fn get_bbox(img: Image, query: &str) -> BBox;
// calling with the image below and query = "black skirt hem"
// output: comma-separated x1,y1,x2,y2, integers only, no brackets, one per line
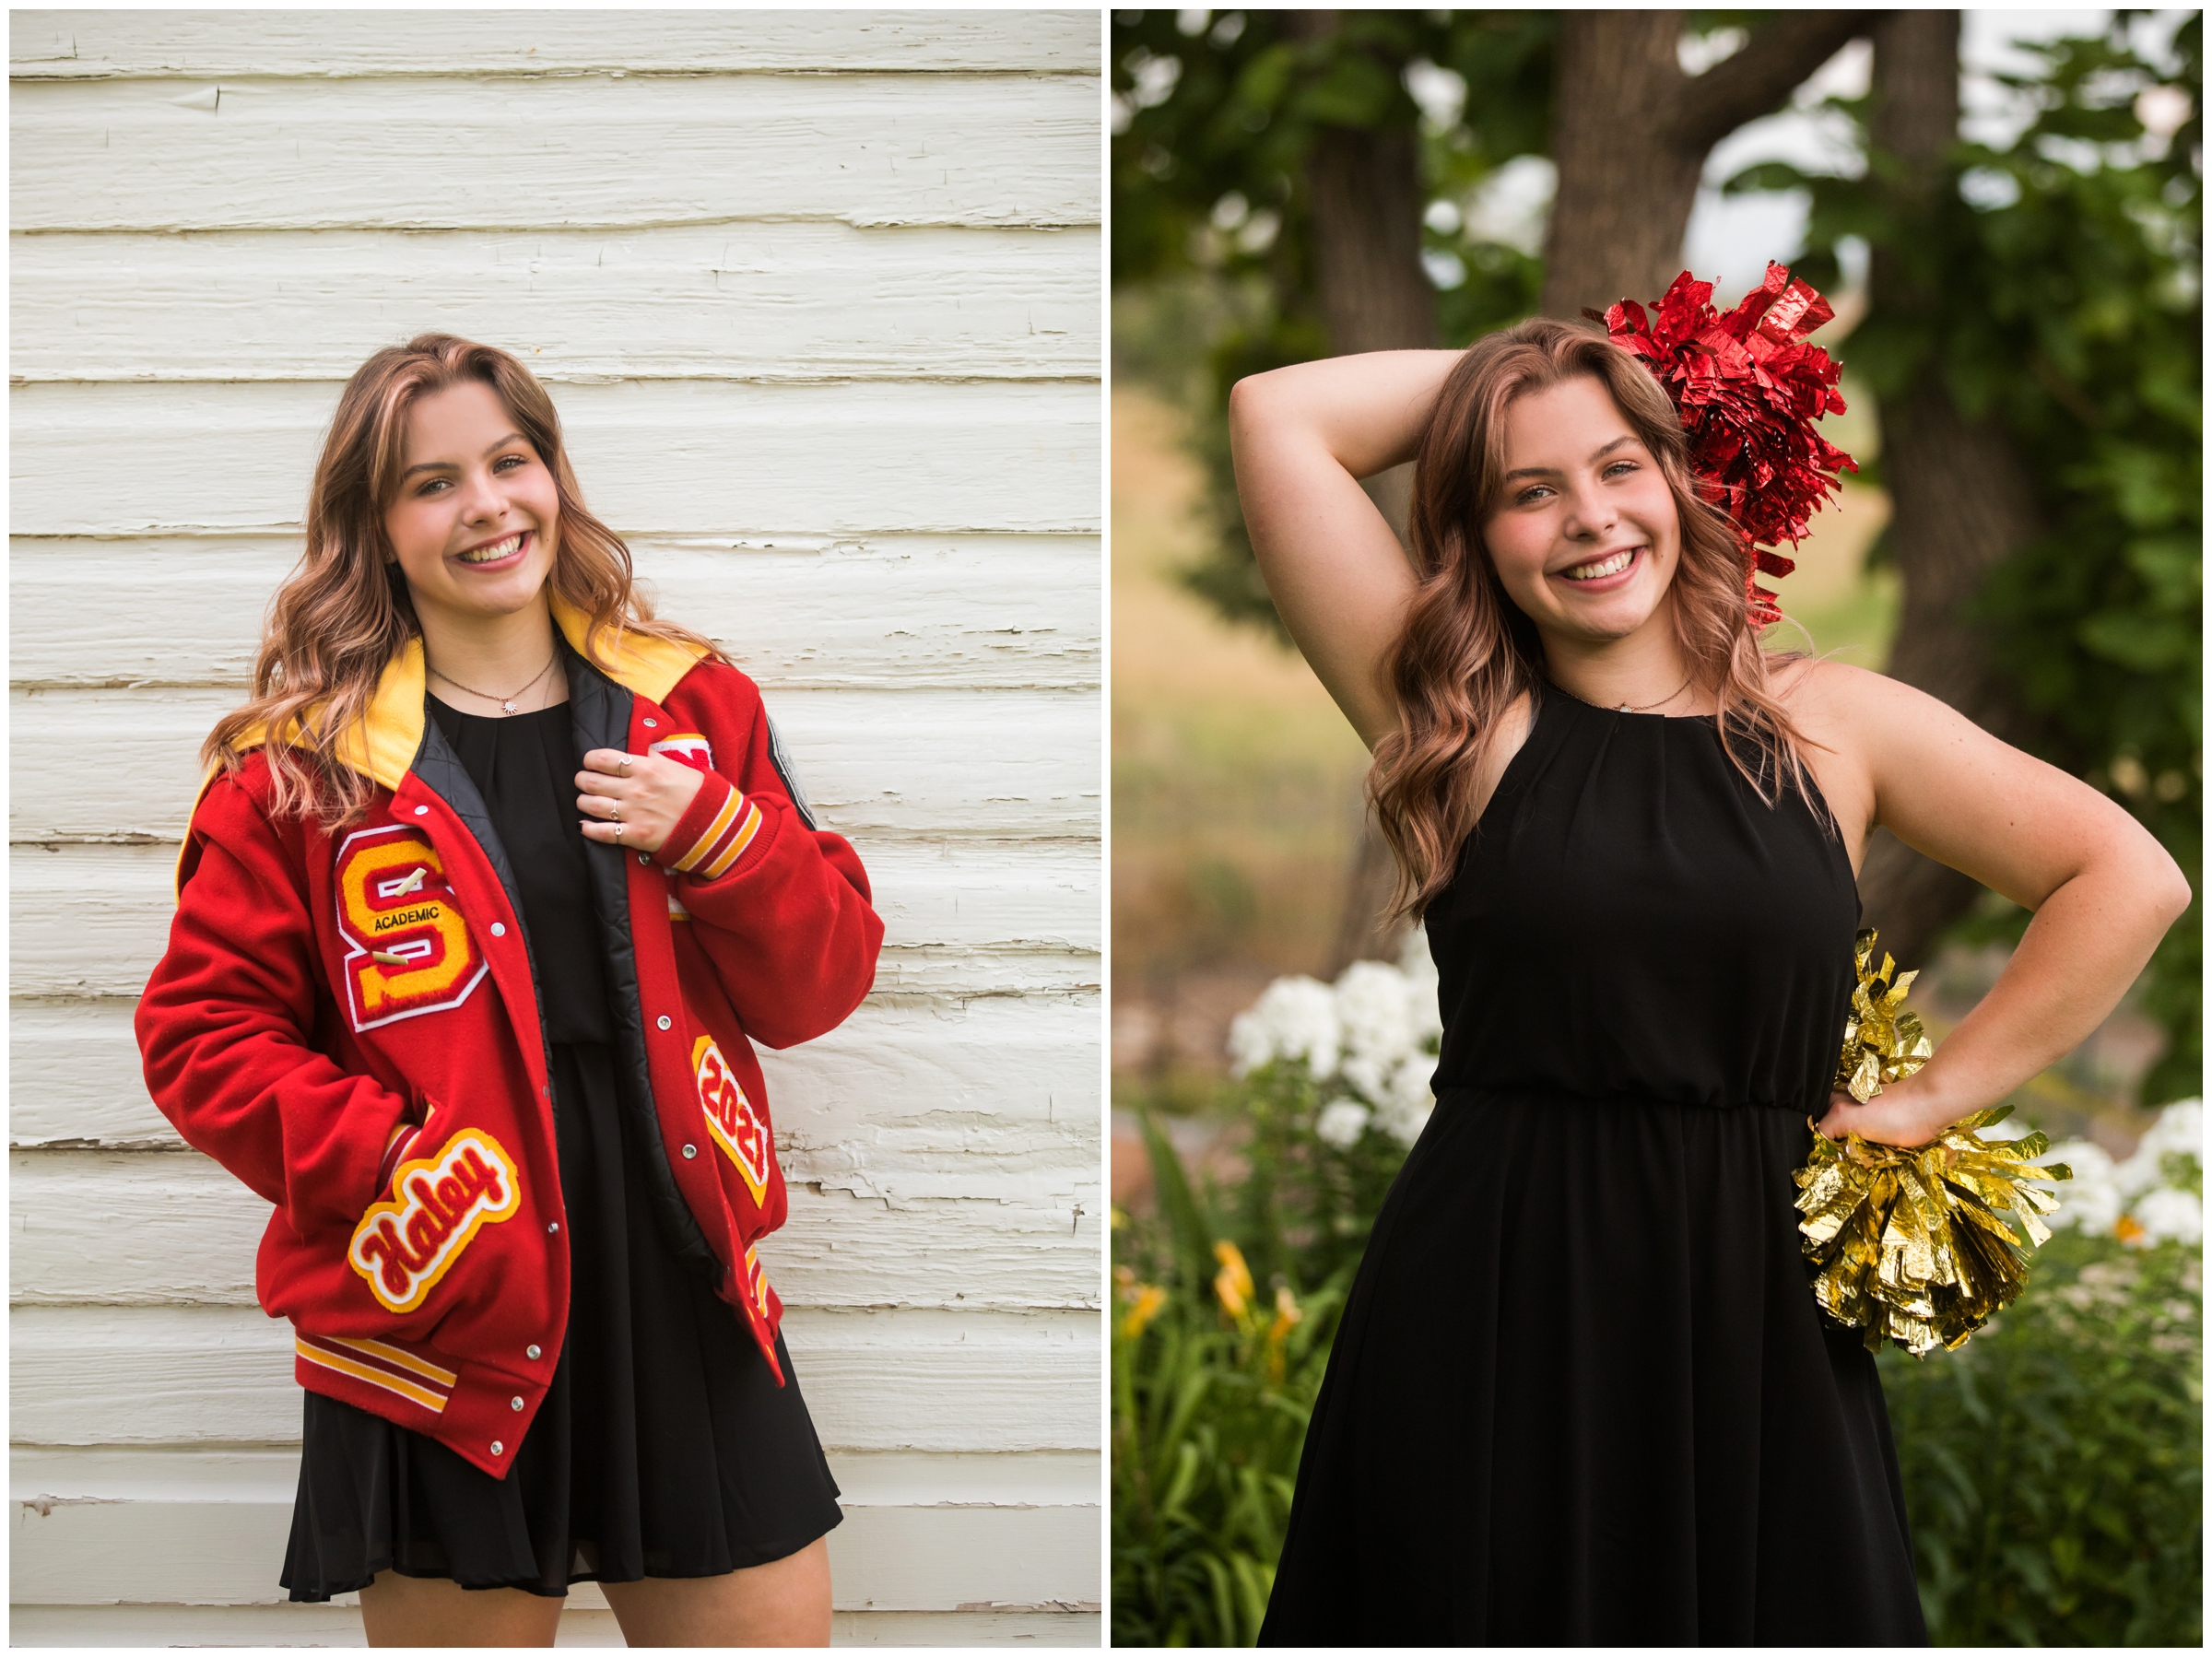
282,1509,844,1604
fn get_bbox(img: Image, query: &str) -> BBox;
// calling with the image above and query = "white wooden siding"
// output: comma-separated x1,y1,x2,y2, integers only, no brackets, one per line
8,9,1101,1645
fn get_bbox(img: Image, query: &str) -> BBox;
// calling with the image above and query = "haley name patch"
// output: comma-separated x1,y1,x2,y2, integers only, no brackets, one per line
693,1035,771,1206
349,1129,521,1314
335,825,487,1031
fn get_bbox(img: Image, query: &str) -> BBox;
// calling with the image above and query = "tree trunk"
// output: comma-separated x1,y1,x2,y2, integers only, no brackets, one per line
1542,12,1704,317
1541,11,1870,320
1288,11,1439,973
1856,10,2049,970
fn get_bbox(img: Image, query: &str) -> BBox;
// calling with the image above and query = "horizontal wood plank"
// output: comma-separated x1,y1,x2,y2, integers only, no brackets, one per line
11,72,1099,232
11,225,1100,384
9,534,1100,693
10,687,1100,847
11,1142,1100,1311
10,12,1102,77
11,843,1099,1002
12,995,1102,1179
10,1497,1096,1613
10,1304,1099,1453
9,380,1100,538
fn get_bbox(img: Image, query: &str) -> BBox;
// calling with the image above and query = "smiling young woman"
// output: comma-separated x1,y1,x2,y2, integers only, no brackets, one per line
1226,319,2188,1645
136,335,884,1646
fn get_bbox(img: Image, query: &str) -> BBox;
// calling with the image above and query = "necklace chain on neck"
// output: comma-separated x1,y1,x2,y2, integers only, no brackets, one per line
1554,672,1694,714
429,653,557,716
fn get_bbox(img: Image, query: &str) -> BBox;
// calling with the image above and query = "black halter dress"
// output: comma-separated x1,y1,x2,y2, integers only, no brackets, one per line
281,697,843,1600
1259,686,1927,1646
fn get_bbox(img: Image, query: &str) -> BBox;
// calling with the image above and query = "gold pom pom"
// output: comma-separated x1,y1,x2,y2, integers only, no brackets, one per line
1834,928,1934,1103
1796,1109,2072,1355
1797,929,2071,1356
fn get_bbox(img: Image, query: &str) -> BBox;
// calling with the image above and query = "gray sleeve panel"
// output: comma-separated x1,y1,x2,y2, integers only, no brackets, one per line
765,713,820,830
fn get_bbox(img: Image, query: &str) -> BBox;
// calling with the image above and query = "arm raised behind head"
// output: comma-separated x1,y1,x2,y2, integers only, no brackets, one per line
1228,350,1465,751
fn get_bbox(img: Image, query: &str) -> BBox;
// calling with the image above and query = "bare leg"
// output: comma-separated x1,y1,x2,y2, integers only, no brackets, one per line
599,1536,832,1647
357,1569,565,1647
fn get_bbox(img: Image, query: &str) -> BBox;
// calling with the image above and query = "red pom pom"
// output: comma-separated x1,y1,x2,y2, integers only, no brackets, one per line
1596,262,1856,626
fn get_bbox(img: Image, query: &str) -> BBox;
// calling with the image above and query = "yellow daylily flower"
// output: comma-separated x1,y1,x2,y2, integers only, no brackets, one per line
1121,1283,1167,1340
1213,1240,1254,1319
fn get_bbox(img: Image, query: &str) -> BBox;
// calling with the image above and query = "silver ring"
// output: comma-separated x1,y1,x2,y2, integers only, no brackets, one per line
613,821,624,841
619,758,632,778
610,803,621,822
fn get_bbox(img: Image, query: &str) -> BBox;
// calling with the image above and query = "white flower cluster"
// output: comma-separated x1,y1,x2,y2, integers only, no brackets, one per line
2041,1099,2203,1248
1228,933,1445,1148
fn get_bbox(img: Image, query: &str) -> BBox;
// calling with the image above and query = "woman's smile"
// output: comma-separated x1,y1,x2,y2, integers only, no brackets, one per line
1553,543,1644,587
454,529,532,569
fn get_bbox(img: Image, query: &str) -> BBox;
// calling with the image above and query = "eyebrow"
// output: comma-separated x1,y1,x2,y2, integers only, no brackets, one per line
1500,434,1637,483
400,432,530,481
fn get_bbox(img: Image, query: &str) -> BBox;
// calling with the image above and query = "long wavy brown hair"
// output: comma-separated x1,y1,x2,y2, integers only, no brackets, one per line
206,334,723,824
1369,316,1820,920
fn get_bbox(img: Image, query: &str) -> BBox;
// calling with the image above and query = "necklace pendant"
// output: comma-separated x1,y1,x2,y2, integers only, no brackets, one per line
501,700,517,715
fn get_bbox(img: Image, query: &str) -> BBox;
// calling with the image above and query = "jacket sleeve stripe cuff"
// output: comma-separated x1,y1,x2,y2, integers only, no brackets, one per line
667,785,742,874
297,1335,450,1414
698,798,765,880
328,1334,459,1387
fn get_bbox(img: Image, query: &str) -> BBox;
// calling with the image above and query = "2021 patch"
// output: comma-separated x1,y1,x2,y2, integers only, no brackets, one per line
693,1035,771,1206
335,824,488,1031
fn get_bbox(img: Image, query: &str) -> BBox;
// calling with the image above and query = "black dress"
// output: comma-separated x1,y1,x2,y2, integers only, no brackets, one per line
282,698,843,1601
1259,687,1927,1647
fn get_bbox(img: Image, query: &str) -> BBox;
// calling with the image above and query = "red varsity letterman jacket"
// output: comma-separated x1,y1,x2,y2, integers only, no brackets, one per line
136,600,884,1477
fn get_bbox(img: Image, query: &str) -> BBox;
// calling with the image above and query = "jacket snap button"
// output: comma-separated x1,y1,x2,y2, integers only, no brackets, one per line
490,923,505,937
657,1016,672,1030
643,718,657,728
490,1441,504,1456
683,1145,697,1159
527,1345,542,1360
511,1396,525,1411
414,805,429,817
547,1221,559,1234
639,852,651,865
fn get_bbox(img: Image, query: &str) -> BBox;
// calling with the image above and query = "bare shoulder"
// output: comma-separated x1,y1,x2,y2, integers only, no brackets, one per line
1767,654,1919,721
1765,654,1967,760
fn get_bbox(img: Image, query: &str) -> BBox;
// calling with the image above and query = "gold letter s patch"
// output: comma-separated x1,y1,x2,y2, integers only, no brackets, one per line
335,825,488,1032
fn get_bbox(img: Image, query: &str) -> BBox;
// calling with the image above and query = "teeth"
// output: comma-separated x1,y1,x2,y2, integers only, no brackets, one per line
459,534,523,564
1562,548,1633,582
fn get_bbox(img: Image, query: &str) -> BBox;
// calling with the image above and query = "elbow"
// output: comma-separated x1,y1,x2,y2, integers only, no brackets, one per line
2152,850,2194,930
1225,370,1278,442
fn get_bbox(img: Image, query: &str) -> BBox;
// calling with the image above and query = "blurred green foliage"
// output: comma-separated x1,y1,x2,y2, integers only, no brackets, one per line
1729,17,2203,1101
1113,1087,2204,1646
1112,1111,1345,1647
1879,1240,2202,1644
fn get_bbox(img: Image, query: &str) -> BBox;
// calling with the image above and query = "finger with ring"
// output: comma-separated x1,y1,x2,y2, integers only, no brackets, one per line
619,758,632,777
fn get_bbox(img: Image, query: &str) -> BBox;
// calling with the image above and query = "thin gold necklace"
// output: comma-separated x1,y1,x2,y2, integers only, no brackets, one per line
1553,672,1693,714
429,654,556,716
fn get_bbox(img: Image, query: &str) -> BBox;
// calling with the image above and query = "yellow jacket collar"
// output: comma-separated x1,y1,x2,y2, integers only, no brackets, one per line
252,597,710,793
